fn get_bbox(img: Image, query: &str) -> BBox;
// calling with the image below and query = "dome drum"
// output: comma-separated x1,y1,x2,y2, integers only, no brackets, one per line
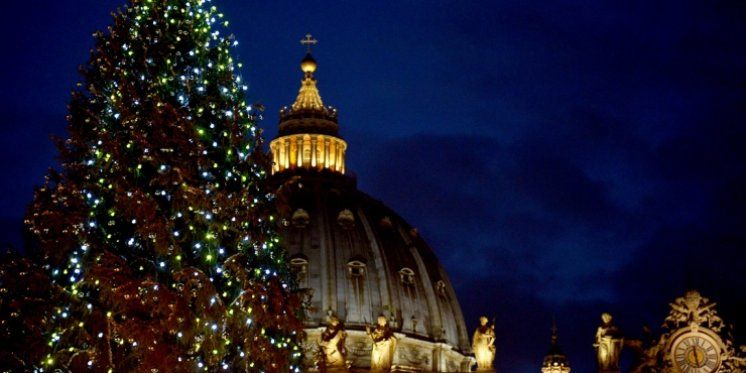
270,133,347,174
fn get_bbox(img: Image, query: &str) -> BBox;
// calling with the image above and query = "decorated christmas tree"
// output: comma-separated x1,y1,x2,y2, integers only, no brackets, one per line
14,0,303,370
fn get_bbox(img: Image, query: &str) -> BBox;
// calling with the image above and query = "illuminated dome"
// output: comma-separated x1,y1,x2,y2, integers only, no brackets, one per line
541,323,571,373
270,40,472,371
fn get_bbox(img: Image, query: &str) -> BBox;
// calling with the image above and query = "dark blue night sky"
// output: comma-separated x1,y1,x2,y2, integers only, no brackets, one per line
2,0,745,371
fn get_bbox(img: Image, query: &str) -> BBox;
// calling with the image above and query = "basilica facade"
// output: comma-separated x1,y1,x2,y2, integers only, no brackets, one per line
269,38,746,373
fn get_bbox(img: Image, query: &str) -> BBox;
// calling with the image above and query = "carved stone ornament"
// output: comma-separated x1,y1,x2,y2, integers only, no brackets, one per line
398,342,429,366
435,280,448,298
379,216,393,229
664,290,723,332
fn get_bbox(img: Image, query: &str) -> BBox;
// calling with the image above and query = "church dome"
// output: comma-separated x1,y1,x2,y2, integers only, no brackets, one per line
278,175,471,350
270,39,472,371
541,323,571,373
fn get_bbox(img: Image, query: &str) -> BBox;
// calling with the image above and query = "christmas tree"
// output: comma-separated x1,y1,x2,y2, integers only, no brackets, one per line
16,0,303,370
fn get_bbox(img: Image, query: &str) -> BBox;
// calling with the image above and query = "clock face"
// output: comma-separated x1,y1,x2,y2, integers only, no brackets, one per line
672,333,721,373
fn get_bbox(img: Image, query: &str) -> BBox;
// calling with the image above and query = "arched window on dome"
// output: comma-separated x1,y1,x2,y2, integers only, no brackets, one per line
399,267,417,301
289,256,309,288
399,267,415,285
347,260,366,277
290,208,310,229
435,280,448,299
434,278,458,343
346,259,368,323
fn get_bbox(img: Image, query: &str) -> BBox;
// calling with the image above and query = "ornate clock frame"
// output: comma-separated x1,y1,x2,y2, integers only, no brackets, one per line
665,324,725,373
630,290,746,373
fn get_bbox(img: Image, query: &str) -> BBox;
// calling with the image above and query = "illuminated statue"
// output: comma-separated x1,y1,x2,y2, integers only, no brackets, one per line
594,313,623,372
366,315,397,372
319,314,348,372
472,316,496,371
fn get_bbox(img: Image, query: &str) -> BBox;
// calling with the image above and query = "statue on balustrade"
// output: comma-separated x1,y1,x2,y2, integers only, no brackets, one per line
366,315,397,372
472,316,496,371
594,312,623,372
319,314,348,372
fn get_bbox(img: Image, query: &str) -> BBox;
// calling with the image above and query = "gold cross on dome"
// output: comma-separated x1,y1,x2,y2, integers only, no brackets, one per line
301,34,318,53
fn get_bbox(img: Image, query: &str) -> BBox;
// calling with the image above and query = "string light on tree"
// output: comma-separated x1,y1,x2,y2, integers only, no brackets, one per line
3,0,304,371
